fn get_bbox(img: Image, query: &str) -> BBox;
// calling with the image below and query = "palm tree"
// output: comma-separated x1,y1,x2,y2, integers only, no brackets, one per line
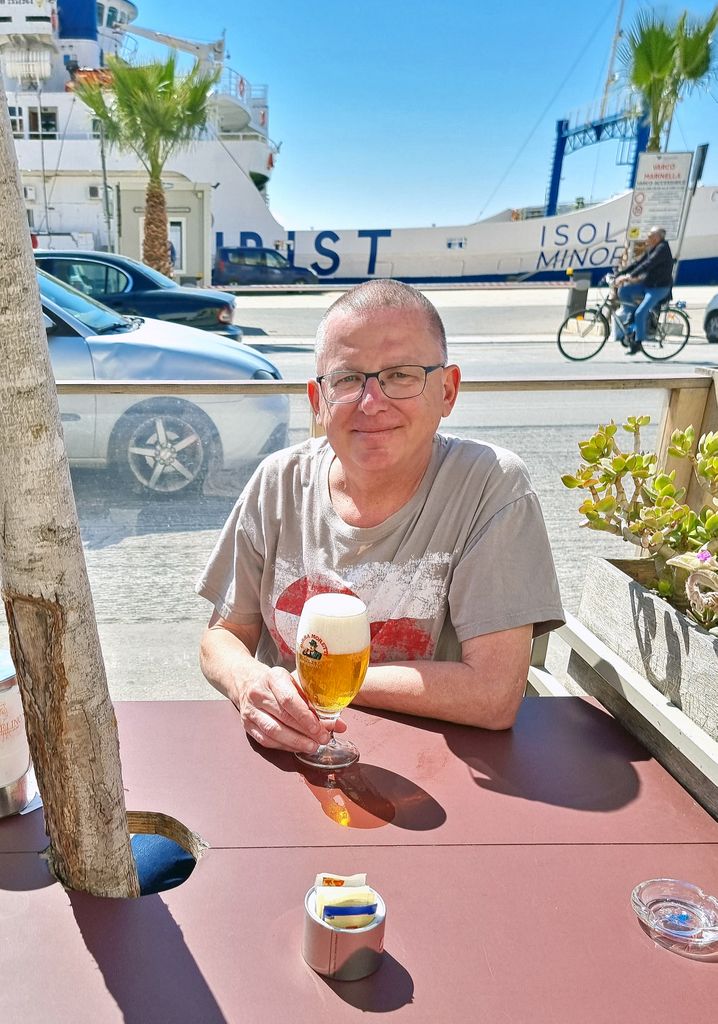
619,7,718,151
75,53,218,275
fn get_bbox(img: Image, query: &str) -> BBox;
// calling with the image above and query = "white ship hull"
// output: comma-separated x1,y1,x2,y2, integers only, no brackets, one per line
279,188,718,286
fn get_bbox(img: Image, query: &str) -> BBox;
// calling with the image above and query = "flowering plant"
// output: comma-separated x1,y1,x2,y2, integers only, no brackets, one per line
562,415,718,626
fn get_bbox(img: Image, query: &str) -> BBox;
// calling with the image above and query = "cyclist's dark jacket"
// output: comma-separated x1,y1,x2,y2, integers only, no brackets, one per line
623,239,673,287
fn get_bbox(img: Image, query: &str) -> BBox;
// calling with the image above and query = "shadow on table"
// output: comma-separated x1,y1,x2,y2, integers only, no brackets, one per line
300,762,446,831
0,849,55,891
254,744,446,831
70,890,227,1024
322,951,414,1012
0,804,49,860
360,699,649,812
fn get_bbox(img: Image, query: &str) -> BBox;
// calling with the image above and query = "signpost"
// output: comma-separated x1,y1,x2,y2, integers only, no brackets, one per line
626,152,692,244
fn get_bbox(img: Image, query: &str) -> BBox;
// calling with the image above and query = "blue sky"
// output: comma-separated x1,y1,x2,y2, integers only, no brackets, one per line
132,0,718,230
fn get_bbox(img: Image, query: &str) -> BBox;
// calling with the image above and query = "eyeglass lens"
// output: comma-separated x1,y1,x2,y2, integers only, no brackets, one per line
322,365,433,403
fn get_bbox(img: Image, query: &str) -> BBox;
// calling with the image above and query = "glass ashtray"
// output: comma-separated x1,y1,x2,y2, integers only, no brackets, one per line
631,879,718,949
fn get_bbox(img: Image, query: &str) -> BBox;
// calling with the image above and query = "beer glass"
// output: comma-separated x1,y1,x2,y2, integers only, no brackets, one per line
295,593,370,769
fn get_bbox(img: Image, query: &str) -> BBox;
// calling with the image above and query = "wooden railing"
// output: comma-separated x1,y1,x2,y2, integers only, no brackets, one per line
55,368,717,445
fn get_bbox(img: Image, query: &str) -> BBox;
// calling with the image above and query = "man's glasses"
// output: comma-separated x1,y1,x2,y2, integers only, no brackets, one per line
316,363,445,404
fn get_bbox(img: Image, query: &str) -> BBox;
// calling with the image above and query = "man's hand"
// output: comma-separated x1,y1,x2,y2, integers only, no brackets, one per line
235,663,346,752
199,617,346,753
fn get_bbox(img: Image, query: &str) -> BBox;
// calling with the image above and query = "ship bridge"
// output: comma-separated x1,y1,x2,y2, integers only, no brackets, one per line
211,71,269,137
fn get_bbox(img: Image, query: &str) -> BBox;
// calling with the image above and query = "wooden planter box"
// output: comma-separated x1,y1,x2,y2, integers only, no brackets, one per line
566,555,718,818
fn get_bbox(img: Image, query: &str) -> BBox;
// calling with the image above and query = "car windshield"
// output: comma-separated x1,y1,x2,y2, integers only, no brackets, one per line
38,269,131,333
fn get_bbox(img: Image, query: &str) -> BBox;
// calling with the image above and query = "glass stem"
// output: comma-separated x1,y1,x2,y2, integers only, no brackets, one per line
319,714,339,747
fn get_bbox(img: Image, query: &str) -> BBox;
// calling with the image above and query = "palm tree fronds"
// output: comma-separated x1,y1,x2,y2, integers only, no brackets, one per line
618,6,718,152
72,53,218,274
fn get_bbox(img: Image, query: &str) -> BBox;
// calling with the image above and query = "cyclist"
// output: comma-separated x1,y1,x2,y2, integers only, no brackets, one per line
614,226,674,355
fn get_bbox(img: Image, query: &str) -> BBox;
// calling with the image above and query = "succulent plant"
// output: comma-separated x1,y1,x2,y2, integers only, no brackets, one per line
562,416,718,616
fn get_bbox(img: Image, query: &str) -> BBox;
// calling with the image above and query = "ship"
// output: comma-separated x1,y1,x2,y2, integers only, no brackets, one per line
2,0,717,286
0,0,283,284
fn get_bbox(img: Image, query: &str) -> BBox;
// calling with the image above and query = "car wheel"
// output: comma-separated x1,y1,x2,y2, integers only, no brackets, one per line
109,399,218,497
705,311,718,343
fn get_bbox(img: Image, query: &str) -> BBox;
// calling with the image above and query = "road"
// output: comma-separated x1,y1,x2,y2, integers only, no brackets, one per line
236,281,715,345
2,285,716,699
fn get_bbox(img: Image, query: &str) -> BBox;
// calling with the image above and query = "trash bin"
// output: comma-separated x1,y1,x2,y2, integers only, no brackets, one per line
565,272,591,317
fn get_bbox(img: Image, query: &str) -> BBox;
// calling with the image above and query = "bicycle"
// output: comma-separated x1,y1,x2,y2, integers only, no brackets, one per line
556,276,691,362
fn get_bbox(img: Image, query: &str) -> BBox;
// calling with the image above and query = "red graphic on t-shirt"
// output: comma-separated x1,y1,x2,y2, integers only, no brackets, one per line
275,575,355,615
370,617,433,661
271,576,434,663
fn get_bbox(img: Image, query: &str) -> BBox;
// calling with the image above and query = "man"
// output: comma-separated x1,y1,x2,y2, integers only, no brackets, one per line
615,227,674,355
197,280,563,755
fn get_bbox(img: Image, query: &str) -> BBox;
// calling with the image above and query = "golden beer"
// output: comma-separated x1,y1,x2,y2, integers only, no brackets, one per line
297,647,371,714
295,593,371,719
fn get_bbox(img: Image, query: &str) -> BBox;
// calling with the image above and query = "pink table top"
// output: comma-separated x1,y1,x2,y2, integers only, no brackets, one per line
2,843,718,1023
1,697,717,1022
3,697,710,852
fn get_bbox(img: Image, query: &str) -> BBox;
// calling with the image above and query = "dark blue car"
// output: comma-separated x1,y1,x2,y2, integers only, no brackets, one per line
213,246,319,286
34,250,242,340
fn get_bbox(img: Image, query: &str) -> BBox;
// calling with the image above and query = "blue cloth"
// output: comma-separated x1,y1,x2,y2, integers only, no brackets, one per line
616,284,672,343
131,834,196,895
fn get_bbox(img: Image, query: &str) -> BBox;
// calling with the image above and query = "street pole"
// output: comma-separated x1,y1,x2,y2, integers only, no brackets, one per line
99,122,114,252
673,144,709,282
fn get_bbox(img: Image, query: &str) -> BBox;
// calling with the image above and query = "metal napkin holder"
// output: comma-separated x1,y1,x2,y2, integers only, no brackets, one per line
302,885,386,981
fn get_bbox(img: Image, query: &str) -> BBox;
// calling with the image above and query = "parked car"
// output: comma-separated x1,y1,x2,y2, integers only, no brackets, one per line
38,270,289,497
704,293,718,343
34,250,242,340
212,246,319,286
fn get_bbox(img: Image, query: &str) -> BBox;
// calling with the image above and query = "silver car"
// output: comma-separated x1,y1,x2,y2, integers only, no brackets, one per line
39,270,289,496
704,293,718,343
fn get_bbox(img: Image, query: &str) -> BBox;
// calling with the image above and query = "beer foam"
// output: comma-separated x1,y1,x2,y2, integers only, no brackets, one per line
298,594,370,655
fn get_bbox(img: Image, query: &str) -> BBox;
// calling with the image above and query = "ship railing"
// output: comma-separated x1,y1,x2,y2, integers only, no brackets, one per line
215,68,268,104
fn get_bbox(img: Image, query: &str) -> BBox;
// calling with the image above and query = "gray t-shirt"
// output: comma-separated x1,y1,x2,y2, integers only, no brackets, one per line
197,434,564,669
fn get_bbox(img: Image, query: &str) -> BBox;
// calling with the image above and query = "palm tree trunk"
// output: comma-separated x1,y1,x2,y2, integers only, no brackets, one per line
0,81,139,897
143,176,173,277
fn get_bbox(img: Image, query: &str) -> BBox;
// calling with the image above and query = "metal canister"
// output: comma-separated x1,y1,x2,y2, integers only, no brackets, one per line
301,886,386,981
0,649,33,818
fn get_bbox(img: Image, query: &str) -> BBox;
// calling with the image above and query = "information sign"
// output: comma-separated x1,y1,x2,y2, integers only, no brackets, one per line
626,152,692,241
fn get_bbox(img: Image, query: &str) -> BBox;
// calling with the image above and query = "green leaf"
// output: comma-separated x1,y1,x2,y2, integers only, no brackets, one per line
578,444,600,463
586,517,614,532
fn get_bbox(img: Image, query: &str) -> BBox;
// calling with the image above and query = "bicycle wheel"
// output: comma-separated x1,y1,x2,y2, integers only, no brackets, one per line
640,307,691,361
557,308,610,361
